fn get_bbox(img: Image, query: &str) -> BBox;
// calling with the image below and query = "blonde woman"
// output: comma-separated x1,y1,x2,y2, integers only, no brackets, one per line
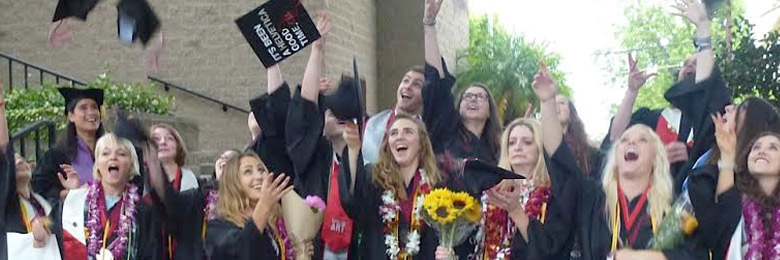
580,124,707,260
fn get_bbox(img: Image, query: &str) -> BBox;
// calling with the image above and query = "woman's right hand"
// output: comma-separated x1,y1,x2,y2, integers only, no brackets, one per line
57,164,80,190
252,172,293,231
434,246,453,260
712,113,736,163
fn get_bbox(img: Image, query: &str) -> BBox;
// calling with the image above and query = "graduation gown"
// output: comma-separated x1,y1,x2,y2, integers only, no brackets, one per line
687,164,742,260
0,146,9,260
32,147,80,203
601,69,730,193
337,148,438,260
422,59,496,164
204,218,284,259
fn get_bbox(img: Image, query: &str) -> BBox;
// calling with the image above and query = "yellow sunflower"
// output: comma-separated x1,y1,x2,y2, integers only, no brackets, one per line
424,189,453,212
464,200,483,222
449,192,475,217
427,204,458,224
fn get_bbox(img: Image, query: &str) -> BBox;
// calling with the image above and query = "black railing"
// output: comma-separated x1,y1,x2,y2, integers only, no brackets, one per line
0,51,86,90
148,76,249,114
10,120,57,162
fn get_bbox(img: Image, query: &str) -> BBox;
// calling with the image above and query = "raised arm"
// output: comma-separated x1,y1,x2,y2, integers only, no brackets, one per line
673,0,714,83
424,0,444,77
531,62,563,155
301,14,331,103
609,54,655,142
711,113,736,195
267,65,284,93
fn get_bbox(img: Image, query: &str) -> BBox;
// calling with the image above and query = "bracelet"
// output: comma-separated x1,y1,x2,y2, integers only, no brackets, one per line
423,18,436,26
718,159,734,171
693,36,711,48
697,44,713,52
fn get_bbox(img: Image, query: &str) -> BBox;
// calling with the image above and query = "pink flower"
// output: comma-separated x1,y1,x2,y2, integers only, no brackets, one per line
305,196,326,213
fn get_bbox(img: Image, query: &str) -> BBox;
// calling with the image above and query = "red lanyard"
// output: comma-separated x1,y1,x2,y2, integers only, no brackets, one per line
617,183,651,232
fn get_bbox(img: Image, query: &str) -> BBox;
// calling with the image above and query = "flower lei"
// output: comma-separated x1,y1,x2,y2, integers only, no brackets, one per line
742,195,780,260
275,217,295,260
380,169,430,259
476,180,550,260
204,189,219,221
85,181,140,258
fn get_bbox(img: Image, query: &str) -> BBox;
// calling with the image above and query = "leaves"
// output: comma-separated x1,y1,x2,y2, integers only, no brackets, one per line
4,73,174,134
456,15,570,124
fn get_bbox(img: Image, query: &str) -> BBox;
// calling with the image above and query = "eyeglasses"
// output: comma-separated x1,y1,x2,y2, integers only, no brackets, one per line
463,92,488,101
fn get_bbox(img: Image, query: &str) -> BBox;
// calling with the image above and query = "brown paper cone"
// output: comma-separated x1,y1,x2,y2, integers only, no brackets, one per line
281,191,324,260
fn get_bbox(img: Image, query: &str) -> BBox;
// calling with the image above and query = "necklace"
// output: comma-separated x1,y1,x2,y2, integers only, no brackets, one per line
380,169,430,259
85,182,139,259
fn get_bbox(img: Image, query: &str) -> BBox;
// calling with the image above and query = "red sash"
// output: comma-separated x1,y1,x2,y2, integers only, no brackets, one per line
62,230,87,260
321,159,354,252
656,116,694,148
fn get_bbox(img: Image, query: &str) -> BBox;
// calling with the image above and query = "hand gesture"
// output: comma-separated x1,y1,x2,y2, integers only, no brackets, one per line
57,164,80,189
343,121,361,150
31,217,52,248
48,19,73,48
486,186,523,215
434,246,453,260
672,0,709,27
665,141,689,164
313,13,331,49
254,173,293,210
712,113,736,162
531,62,558,102
318,77,333,94
627,53,656,92
425,0,444,21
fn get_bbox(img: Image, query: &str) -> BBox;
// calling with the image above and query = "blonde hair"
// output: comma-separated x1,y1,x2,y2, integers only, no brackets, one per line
150,124,188,166
373,115,442,200
601,124,672,231
216,151,277,228
497,118,550,187
92,133,140,181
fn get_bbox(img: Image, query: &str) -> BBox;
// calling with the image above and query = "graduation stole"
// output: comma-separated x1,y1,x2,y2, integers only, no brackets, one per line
271,216,294,260
480,182,550,260
611,184,656,251
164,168,184,259
18,195,47,232
380,169,430,260
201,189,219,240
85,181,140,259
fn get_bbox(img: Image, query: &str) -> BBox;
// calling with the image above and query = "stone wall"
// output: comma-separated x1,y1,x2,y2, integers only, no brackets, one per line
0,0,468,174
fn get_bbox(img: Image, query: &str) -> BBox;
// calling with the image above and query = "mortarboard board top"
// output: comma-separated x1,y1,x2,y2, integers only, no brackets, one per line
58,87,104,115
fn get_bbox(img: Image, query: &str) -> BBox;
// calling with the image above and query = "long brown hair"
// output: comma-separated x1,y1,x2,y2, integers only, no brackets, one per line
149,124,188,166
562,98,593,174
736,132,780,215
497,118,550,187
373,115,441,200
456,83,501,162
216,151,274,228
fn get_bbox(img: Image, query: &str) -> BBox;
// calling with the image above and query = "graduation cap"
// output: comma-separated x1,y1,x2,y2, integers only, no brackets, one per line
58,87,104,115
52,0,101,22
321,57,365,130
438,154,524,198
117,0,161,46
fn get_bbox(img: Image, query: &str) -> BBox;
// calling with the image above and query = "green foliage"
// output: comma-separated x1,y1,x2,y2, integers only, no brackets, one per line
603,0,746,110
719,17,780,105
456,15,571,124
5,73,174,134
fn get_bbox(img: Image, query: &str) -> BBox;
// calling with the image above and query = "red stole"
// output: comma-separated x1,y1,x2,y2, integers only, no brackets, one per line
321,158,355,252
617,183,651,247
399,173,422,222
656,115,693,148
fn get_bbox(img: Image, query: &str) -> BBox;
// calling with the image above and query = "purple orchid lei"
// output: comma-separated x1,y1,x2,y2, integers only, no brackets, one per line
204,189,219,221
742,195,780,260
85,181,140,258
276,217,295,260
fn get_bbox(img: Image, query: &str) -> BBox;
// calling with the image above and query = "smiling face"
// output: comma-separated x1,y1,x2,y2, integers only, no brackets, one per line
396,70,424,114
237,155,268,202
15,154,31,183
67,98,101,133
458,86,490,122
97,139,133,188
387,118,422,167
615,126,657,178
507,125,540,174
678,55,697,81
747,135,780,177
152,127,179,164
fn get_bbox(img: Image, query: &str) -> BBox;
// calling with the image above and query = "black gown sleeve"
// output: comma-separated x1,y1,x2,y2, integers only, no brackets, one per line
250,82,294,176
205,219,278,260
511,142,581,259
31,147,68,204
0,145,13,260
422,58,460,154
285,86,330,198
336,147,371,223
687,164,741,259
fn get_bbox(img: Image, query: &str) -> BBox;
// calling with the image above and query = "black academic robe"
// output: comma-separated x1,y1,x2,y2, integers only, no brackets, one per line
204,218,282,259
0,146,13,260
422,59,496,165
687,164,742,260
508,141,581,259
577,180,708,260
338,148,438,260
601,69,731,193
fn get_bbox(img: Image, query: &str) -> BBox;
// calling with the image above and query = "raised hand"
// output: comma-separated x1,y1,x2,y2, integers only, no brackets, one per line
313,13,331,49
672,0,709,27
48,19,73,48
318,77,333,94
523,102,535,119
531,62,558,102
57,164,80,190
627,53,656,92
425,0,444,21
255,172,293,211
343,121,361,150
712,113,736,162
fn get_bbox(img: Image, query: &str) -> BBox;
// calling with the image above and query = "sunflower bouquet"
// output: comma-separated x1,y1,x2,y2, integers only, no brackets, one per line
650,191,699,250
421,188,482,257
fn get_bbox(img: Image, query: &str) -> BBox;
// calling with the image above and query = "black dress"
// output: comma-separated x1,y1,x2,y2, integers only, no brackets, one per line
422,59,496,165
687,164,742,260
601,69,731,193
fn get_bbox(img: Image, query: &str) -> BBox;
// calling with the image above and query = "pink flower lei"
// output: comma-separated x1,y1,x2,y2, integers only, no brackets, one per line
742,195,780,260
275,217,295,260
85,181,140,259
204,189,219,221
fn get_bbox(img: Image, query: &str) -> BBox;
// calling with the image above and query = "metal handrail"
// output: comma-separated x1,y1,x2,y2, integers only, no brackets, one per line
0,51,86,89
10,120,57,162
148,76,249,114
